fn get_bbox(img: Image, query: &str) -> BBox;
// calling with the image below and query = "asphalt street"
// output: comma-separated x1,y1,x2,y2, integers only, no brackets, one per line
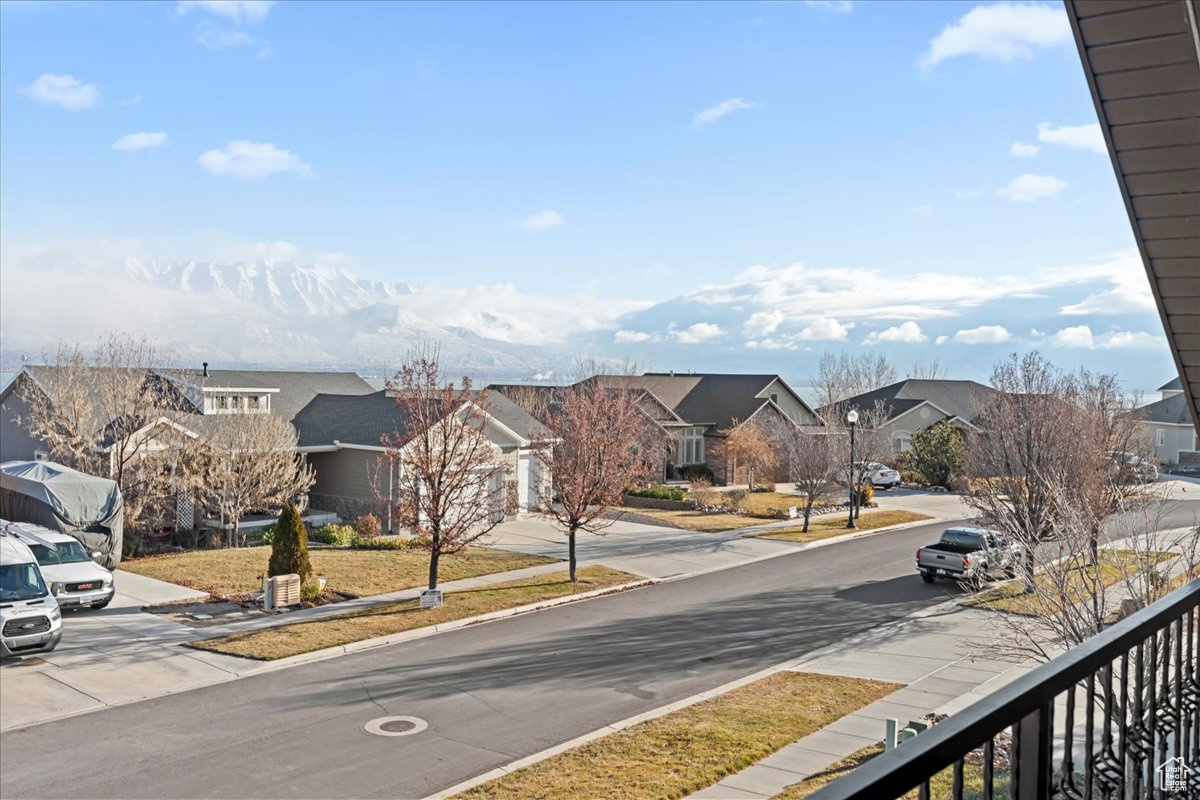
2,501,1197,800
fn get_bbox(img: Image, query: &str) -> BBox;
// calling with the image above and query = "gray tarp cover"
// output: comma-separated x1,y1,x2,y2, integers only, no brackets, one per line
0,461,124,568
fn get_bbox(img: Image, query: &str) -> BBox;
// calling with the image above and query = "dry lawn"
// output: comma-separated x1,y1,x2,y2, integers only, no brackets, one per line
773,743,1011,800
754,510,932,543
122,545,557,599
617,508,768,532
187,566,636,661
963,549,1177,616
453,671,900,800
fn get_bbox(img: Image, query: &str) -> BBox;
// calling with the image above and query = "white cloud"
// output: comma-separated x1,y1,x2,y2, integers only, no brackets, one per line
1049,325,1095,348
21,73,99,110
197,26,256,49
692,97,757,129
112,131,168,152
743,309,784,338
935,335,949,345
997,173,1066,202
1011,141,1040,157
1060,282,1154,316
671,322,725,344
864,321,926,345
1098,331,1162,349
795,317,850,341
804,1,853,12
952,324,1012,344
176,0,273,23
1030,328,1045,336
911,204,935,217
517,210,564,232
1037,122,1105,153
216,240,299,262
921,2,1071,68
197,140,312,179
1046,325,1163,350
614,330,655,343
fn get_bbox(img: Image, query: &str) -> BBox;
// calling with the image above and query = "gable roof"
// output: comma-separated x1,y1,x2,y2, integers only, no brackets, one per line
1139,392,1193,426
1158,376,1183,392
293,388,551,449
160,369,374,425
824,379,998,425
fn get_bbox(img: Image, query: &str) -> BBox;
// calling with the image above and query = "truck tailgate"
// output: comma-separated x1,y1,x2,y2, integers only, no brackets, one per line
919,549,966,573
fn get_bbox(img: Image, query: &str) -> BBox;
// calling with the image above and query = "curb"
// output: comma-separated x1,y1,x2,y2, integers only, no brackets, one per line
425,593,975,800
423,656,813,800
209,577,659,674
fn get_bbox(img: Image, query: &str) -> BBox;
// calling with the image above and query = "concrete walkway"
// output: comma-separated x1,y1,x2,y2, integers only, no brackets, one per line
691,602,1032,799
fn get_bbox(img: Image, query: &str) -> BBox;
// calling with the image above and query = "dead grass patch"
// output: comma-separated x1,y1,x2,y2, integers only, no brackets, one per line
453,671,900,800
754,510,932,543
186,566,636,660
123,545,557,599
963,549,1177,616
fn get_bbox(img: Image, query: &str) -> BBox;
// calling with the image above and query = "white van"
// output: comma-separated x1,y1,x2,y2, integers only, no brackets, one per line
6,523,116,610
0,533,63,658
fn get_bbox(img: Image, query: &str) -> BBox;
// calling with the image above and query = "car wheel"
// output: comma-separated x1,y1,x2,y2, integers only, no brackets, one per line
921,573,935,584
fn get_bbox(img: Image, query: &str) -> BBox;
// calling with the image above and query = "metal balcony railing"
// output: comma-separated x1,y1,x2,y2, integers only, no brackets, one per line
811,579,1200,799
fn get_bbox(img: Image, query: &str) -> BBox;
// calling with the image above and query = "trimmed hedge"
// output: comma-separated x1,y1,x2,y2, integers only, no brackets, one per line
311,523,355,547
349,535,410,551
625,485,687,502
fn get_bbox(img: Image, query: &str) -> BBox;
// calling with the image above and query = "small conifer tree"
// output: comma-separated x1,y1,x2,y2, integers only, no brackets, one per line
268,501,313,585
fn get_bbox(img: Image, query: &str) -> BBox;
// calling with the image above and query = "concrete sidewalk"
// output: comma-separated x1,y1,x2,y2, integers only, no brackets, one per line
691,602,1032,799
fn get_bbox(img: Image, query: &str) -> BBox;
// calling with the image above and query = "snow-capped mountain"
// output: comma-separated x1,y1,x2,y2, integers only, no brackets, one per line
126,260,414,316
2,256,561,378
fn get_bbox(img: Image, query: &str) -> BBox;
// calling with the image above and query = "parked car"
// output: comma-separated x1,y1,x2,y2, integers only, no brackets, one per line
26,533,114,609
0,532,63,658
1109,451,1159,484
916,527,1021,584
4,521,115,610
862,462,901,489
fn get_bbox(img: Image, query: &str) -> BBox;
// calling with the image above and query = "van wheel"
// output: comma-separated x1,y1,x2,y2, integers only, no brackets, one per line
921,573,935,584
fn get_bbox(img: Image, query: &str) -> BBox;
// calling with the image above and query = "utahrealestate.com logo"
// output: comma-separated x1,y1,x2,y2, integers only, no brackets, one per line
1157,756,1193,793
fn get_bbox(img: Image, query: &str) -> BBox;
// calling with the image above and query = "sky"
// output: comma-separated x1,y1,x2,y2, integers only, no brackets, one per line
0,0,1180,393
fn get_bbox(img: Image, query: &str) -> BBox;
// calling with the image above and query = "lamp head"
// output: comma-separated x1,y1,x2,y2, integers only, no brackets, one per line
846,409,859,425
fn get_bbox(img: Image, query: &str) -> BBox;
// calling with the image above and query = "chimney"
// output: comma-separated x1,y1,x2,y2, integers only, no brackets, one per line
202,362,209,378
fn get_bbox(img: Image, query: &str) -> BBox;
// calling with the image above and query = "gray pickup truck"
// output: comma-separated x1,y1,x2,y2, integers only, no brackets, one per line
916,527,1020,584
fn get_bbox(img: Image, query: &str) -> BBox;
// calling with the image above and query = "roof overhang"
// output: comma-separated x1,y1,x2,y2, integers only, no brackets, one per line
1065,0,1200,431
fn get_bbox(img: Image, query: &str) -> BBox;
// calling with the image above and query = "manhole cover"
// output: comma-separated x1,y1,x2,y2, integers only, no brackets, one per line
364,715,428,737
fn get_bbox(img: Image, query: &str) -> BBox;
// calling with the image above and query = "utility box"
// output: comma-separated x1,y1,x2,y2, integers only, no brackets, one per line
267,574,301,609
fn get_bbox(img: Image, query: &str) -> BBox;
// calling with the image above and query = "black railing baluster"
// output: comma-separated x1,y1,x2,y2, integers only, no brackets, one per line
1059,681,1078,798
1174,616,1184,765
1118,651,1129,795
917,778,930,800
1085,672,1095,799
983,736,995,800
951,756,964,799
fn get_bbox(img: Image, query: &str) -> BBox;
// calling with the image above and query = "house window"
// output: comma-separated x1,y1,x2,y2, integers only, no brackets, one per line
1155,429,1165,447
770,393,779,404
246,395,260,411
682,427,705,465
893,431,913,453
215,394,229,411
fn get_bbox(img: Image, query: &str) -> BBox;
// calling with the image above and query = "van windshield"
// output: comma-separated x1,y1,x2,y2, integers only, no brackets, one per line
29,541,92,565
0,562,49,602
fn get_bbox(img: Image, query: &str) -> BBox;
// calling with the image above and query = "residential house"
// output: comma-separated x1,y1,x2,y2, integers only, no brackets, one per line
823,379,997,454
1137,377,1198,466
1,365,550,529
293,388,552,524
495,373,823,485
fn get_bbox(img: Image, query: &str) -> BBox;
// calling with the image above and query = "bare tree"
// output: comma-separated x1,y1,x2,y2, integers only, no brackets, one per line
204,412,314,547
719,417,780,489
513,375,665,581
779,427,838,532
967,352,1149,591
907,358,946,380
813,351,898,411
383,346,505,592
17,333,200,534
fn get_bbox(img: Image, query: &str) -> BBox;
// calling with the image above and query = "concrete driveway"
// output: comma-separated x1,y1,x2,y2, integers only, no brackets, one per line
0,570,248,731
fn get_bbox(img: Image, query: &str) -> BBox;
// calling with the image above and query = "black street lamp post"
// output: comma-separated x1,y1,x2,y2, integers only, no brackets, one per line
845,409,858,529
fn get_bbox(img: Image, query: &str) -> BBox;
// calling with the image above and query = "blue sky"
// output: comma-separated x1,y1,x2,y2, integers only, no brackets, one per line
0,0,1179,391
